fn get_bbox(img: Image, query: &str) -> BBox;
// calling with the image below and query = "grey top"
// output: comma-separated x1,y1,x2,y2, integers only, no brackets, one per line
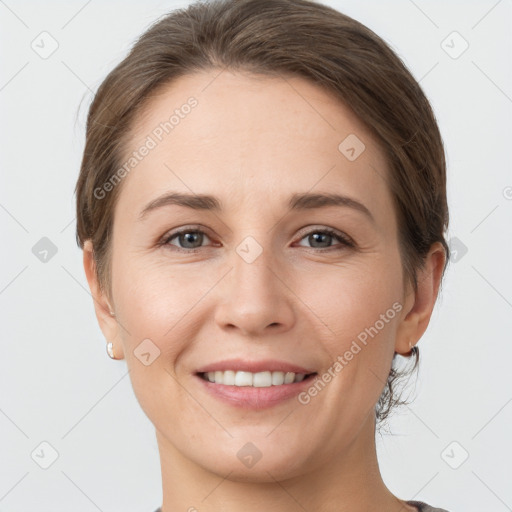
154,501,449,511
407,501,450,511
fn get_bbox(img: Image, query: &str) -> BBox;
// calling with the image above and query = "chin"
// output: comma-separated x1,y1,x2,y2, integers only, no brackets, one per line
192,441,312,483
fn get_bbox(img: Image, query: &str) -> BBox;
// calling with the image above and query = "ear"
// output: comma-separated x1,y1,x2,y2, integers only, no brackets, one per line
395,242,447,355
83,240,124,359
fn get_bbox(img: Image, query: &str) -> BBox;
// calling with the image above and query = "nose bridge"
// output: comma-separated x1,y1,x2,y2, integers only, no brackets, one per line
214,231,295,335
234,235,277,294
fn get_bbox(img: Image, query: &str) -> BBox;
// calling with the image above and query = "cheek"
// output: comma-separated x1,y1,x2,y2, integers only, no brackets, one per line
300,258,403,399
110,256,207,424
302,255,403,339
112,252,214,338
108,255,195,401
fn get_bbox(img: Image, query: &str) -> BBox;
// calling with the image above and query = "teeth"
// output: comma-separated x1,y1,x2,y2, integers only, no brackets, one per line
235,371,253,387
203,370,309,387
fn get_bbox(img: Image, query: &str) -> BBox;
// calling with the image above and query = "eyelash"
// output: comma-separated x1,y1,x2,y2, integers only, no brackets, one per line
159,226,355,253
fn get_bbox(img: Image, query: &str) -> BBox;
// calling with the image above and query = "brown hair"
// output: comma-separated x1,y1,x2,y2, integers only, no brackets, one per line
75,0,449,425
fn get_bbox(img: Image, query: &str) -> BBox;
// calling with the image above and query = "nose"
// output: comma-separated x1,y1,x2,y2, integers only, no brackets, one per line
213,241,296,337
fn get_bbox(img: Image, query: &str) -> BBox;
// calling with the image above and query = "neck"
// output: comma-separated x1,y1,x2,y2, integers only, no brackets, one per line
156,413,415,512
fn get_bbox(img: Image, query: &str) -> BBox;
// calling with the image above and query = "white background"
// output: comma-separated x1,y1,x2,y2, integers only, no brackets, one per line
0,1,511,511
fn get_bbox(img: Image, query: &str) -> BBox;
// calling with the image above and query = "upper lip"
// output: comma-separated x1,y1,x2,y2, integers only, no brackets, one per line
196,358,316,375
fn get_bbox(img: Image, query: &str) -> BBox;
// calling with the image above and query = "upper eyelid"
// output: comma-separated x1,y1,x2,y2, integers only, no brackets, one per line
295,225,349,239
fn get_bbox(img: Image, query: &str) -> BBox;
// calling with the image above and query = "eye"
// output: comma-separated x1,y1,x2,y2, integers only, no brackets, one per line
161,227,213,252
160,226,355,253
295,227,355,250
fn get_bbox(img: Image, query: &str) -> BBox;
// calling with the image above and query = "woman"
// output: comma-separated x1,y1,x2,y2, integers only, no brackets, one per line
75,0,451,510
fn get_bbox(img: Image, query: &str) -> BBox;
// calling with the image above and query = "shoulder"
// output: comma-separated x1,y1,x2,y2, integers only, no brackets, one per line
407,500,451,512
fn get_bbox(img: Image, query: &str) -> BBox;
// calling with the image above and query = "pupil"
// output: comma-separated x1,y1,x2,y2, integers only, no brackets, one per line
182,232,201,248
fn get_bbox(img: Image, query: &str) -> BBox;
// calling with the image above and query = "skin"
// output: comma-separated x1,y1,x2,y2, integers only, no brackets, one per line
83,70,446,512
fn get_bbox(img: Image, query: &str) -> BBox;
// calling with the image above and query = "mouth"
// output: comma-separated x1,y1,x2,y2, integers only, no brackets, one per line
197,370,317,387
194,358,319,409
194,364,319,409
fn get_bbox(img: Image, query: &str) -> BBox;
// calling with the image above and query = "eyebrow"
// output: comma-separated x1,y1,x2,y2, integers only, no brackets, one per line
138,191,374,222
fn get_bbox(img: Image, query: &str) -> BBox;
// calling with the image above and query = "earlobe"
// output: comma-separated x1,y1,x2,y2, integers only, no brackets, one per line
394,242,447,355
83,240,124,359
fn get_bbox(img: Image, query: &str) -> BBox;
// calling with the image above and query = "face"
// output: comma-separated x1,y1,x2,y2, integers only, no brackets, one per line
87,70,427,482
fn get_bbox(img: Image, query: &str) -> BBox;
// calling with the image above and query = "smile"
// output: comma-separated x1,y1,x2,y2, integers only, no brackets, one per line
199,370,316,387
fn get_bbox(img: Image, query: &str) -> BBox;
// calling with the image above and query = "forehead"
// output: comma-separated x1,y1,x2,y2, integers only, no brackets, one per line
117,70,391,217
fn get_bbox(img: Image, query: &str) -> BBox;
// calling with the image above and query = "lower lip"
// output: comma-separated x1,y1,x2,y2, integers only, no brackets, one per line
195,374,317,410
